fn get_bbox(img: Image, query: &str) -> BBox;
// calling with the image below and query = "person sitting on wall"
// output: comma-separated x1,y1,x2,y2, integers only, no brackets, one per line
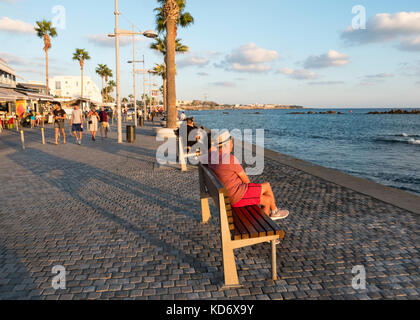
175,117,201,149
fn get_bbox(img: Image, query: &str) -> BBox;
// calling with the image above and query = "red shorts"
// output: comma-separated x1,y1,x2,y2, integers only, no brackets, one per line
232,183,262,207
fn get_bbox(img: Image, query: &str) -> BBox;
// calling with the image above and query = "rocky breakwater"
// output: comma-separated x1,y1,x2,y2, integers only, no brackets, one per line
368,109,420,115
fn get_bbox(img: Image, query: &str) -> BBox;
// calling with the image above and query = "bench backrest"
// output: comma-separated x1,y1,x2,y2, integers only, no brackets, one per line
199,163,235,232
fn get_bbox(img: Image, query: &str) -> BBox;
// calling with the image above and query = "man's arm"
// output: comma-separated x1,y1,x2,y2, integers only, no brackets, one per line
237,170,251,184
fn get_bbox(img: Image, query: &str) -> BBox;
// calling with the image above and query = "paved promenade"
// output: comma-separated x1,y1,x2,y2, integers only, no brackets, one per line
0,122,418,300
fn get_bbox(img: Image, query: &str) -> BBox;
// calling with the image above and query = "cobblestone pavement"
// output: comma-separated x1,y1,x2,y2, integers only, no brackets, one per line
0,122,419,300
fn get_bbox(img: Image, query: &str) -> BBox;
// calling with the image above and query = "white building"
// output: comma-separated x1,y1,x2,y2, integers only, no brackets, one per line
49,76,102,103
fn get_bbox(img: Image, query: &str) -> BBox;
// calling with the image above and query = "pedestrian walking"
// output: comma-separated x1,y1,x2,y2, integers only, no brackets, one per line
70,103,84,145
52,102,66,145
87,106,100,141
98,106,110,139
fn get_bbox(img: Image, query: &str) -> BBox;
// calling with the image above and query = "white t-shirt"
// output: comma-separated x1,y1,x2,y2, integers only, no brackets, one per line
72,109,83,124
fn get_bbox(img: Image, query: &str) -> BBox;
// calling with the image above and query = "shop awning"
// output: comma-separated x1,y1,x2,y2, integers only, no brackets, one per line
17,91,54,101
0,87,27,101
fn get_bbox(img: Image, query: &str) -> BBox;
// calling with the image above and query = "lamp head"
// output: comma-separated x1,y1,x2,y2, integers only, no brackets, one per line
142,30,158,39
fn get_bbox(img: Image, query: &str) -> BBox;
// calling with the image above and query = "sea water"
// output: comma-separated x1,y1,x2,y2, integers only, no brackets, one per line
187,108,420,195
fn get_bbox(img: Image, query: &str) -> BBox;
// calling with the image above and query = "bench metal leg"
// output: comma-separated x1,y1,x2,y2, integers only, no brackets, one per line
271,240,277,280
201,197,211,223
222,246,239,287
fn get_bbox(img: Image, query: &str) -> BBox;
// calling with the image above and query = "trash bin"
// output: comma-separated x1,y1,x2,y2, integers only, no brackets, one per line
126,125,136,143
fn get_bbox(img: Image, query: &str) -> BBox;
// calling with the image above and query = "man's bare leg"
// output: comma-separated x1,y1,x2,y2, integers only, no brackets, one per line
261,182,277,212
55,128,59,145
61,129,66,144
261,182,289,220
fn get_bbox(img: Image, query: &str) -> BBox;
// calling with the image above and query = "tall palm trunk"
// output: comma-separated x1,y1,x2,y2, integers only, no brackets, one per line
105,77,109,103
164,0,179,129
101,76,104,102
163,77,167,112
44,33,50,95
45,49,49,95
81,65,84,98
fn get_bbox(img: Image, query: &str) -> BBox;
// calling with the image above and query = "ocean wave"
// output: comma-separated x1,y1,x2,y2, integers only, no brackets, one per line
408,138,420,145
375,136,420,145
400,133,420,138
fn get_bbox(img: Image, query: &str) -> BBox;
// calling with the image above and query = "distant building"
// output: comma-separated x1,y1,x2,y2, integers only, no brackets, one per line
49,76,102,103
1,59,53,114
0,58,17,88
16,81,54,113
177,100,193,107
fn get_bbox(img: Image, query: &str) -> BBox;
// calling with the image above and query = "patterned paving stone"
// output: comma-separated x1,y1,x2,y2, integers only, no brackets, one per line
0,122,419,300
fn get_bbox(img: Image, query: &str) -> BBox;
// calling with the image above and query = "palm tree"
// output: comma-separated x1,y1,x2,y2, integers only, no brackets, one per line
34,20,57,95
152,63,167,111
157,0,193,128
162,0,181,128
150,38,187,112
155,0,194,34
104,66,113,103
150,37,189,56
107,80,116,102
72,49,91,99
96,64,107,102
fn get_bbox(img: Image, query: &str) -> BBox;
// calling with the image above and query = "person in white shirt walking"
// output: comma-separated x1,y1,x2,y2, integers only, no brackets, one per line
70,103,84,145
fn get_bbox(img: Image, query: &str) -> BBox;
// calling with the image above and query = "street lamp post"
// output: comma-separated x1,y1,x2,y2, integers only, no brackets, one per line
109,1,157,143
114,0,122,143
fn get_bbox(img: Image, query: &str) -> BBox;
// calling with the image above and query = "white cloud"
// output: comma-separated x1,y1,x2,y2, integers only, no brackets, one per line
177,55,209,68
230,63,272,73
304,50,350,69
212,81,236,88
364,73,393,79
87,34,143,48
197,72,209,76
398,37,420,52
359,73,394,86
277,68,318,80
0,52,26,65
0,0,19,4
341,12,420,45
308,81,345,85
216,43,279,73
0,16,35,34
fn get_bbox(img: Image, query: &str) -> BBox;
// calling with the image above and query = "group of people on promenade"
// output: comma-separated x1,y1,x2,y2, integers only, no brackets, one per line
0,109,44,130
52,101,110,145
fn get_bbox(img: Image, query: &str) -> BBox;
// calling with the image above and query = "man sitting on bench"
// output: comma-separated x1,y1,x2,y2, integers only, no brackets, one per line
208,130,289,221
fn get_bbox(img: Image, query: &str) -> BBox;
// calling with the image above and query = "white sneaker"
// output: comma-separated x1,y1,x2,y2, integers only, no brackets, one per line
270,209,290,221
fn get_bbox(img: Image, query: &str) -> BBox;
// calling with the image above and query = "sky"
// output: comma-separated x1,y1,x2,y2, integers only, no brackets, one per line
0,0,420,108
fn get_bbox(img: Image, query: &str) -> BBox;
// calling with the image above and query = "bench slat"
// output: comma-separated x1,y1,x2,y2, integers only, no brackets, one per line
246,206,275,236
232,207,259,238
248,205,283,236
231,210,249,239
236,207,267,237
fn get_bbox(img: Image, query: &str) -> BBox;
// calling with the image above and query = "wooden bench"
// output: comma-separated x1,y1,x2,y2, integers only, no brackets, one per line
199,163,285,287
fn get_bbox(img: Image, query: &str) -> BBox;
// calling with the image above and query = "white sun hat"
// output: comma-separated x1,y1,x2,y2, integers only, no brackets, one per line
212,130,231,147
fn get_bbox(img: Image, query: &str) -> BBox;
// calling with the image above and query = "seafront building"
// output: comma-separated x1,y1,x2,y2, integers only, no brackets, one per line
49,75,103,104
0,58,53,115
